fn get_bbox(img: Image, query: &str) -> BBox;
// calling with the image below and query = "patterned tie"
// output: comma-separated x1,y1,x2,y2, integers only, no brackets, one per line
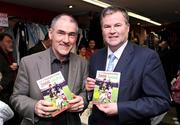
106,54,116,71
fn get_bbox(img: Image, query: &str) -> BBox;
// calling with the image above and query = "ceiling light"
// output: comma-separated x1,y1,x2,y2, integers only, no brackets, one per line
82,0,161,26
137,23,141,25
82,0,110,8
68,5,73,9
128,12,161,26
145,20,161,26
128,12,151,22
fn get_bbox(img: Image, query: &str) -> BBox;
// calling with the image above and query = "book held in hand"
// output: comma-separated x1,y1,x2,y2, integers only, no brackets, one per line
37,71,74,117
92,70,120,104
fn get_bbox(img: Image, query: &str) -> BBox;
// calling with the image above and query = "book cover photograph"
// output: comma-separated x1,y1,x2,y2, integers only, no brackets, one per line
92,70,120,104
37,71,74,117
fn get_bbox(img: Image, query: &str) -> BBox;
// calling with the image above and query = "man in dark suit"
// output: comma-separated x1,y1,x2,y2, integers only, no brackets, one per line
10,14,88,125
86,6,171,125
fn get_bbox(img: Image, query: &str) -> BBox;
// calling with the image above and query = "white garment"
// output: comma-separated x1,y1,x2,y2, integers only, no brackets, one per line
0,101,14,125
151,112,167,125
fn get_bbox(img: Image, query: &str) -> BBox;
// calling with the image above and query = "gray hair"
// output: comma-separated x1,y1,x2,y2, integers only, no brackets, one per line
50,14,78,32
100,6,129,25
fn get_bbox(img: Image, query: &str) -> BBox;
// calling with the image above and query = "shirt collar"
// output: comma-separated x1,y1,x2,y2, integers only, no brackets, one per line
50,47,69,64
107,40,128,60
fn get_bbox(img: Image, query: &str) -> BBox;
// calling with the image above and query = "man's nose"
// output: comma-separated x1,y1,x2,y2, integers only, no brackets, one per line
63,34,70,43
110,26,117,33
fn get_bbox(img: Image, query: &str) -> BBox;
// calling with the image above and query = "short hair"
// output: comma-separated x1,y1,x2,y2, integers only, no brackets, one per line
0,33,13,42
50,14,78,32
78,44,86,50
100,6,129,25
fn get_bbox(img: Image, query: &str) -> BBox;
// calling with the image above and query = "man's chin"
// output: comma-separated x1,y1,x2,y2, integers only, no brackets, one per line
59,51,70,56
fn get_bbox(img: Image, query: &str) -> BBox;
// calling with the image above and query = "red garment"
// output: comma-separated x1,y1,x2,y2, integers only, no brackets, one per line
85,48,96,59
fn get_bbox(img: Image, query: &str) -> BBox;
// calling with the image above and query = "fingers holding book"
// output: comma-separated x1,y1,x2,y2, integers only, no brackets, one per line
68,95,84,112
34,100,57,118
85,77,96,91
95,102,118,116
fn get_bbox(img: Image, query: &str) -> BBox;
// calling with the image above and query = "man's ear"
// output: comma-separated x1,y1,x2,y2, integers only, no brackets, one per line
48,28,53,40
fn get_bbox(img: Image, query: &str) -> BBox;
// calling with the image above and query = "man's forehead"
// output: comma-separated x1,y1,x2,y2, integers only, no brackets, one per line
54,18,76,27
53,21,77,33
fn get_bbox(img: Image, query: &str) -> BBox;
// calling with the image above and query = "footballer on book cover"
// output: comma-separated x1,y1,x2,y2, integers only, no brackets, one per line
92,70,120,104
37,71,74,117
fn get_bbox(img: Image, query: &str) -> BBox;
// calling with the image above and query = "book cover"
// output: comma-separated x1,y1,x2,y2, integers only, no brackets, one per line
92,70,120,104
37,71,74,117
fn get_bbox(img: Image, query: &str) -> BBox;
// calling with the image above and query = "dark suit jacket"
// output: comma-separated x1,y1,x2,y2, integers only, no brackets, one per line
88,42,171,125
10,48,89,125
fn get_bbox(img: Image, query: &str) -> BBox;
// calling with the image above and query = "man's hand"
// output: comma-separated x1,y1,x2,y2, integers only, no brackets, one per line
85,77,96,91
68,95,84,112
95,103,118,116
10,63,18,71
35,100,57,118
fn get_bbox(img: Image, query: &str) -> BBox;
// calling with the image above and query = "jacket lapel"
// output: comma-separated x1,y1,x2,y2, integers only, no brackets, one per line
67,53,77,91
114,41,134,101
99,48,108,71
37,49,51,79
114,42,134,73
37,51,77,91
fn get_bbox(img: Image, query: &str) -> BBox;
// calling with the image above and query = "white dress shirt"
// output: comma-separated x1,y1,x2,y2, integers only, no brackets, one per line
106,41,128,71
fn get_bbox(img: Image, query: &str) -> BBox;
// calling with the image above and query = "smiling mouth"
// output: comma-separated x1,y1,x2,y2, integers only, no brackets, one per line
59,44,70,48
109,36,118,39
109,35,118,38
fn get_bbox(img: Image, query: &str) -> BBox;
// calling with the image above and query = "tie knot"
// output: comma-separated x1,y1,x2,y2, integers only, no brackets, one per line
109,54,116,62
